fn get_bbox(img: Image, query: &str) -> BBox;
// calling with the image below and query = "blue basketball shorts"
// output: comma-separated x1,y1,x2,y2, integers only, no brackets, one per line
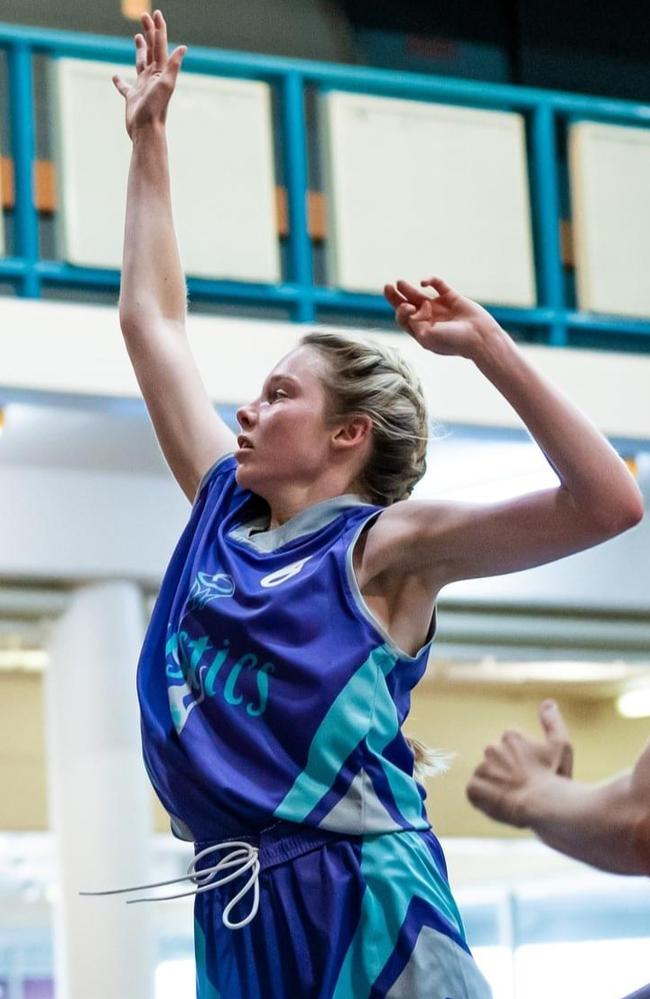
192,820,493,998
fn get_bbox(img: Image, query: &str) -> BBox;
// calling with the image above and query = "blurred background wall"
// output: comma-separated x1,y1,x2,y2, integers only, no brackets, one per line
0,1,648,997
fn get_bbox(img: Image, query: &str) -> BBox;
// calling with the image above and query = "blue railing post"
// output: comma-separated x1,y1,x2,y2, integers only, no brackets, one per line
7,40,40,298
280,71,315,323
529,105,566,346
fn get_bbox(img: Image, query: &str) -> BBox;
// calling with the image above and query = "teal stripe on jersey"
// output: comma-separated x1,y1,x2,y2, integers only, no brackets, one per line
194,918,221,998
273,644,398,826
331,829,467,999
367,654,432,828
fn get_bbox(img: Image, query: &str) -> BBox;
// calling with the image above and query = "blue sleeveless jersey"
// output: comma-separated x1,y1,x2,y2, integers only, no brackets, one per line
137,454,437,843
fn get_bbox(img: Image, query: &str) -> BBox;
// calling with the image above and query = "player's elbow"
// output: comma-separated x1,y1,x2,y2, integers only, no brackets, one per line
598,498,644,539
619,497,645,531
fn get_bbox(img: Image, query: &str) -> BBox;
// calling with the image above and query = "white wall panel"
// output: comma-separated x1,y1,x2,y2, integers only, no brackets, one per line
0,297,649,441
51,58,280,282
570,121,650,319
320,91,536,306
0,460,647,610
0,464,188,585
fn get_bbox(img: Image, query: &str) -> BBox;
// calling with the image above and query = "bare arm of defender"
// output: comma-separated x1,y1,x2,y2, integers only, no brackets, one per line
467,700,650,875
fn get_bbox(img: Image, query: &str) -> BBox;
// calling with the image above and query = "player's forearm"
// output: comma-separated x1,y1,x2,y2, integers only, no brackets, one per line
471,328,644,531
119,124,187,333
522,771,650,875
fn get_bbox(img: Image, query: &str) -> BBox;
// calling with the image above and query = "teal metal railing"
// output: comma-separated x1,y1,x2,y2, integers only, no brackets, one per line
2,22,650,349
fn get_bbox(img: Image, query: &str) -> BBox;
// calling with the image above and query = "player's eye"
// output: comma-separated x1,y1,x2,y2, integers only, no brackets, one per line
270,387,288,401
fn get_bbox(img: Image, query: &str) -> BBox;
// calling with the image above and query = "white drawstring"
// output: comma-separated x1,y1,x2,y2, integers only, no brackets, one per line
79,841,260,930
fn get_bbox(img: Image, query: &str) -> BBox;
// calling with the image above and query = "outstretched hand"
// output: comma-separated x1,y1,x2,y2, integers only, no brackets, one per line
113,9,186,138
384,276,502,359
465,700,574,828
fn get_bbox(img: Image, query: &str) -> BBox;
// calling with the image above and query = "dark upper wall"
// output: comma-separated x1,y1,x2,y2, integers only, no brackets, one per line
1,0,649,100
346,0,650,102
0,0,357,63
516,0,650,101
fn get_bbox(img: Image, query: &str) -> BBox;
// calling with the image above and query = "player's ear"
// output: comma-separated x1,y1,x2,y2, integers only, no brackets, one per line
331,414,372,451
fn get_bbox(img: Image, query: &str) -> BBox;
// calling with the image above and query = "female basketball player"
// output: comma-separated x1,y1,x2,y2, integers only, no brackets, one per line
110,11,643,998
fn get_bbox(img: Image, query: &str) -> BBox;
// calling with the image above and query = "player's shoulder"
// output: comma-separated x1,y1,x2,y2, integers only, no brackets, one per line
363,497,428,544
354,499,418,582
192,451,238,506
356,497,452,589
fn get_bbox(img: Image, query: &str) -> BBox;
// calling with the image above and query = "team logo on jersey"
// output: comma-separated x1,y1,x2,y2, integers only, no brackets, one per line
189,571,235,608
166,628,275,733
260,556,312,588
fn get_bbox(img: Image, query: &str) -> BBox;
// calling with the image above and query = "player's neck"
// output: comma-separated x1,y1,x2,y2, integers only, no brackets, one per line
263,475,364,531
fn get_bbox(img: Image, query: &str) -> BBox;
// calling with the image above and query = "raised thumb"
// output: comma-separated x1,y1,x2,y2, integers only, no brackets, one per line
539,699,570,745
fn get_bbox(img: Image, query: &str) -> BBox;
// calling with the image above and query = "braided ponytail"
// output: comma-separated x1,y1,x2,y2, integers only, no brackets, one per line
299,330,429,506
301,330,453,780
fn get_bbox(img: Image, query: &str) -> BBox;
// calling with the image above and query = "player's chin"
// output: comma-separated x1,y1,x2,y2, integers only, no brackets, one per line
234,445,256,466
234,459,259,488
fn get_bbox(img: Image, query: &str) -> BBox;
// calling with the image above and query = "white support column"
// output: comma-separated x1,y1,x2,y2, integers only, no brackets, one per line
44,581,155,999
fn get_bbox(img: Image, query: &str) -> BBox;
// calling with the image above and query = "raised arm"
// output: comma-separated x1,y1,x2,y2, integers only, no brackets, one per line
360,277,643,588
466,700,650,876
113,9,235,502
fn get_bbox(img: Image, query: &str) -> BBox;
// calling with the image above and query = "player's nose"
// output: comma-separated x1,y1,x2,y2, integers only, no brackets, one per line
236,401,256,431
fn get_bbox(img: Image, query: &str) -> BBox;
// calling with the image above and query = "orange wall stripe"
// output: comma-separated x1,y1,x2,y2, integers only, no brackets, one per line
1,156,572,260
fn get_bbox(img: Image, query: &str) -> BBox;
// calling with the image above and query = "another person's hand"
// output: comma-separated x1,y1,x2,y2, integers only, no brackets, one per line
112,9,186,139
383,276,503,359
466,700,574,827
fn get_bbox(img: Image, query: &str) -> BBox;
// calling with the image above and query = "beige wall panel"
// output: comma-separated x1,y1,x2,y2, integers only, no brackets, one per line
570,121,650,319
52,59,280,282
321,91,536,306
407,687,650,838
1,298,650,441
4,672,648,838
0,673,47,829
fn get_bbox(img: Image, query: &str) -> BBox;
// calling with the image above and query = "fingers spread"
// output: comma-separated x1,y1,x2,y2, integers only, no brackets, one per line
396,302,417,331
396,279,429,306
421,276,453,297
166,44,187,84
383,283,406,309
134,34,146,74
384,283,427,339
473,761,496,781
141,11,155,65
484,743,503,763
153,8,168,68
173,44,188,62
112,74,129,98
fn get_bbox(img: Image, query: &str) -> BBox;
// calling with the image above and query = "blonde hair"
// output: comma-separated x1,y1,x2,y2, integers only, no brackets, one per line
300,331,452,780
405,735,456,782
299,330,429,506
